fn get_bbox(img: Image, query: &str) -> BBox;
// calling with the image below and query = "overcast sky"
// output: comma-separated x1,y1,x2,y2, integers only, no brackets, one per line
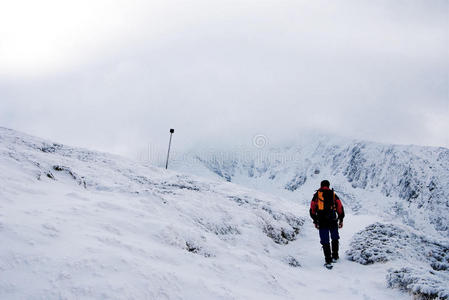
0,0,448,158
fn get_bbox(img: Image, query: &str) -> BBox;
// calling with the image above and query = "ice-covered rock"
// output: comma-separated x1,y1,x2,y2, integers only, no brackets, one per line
387,267,449,300
347,222,449,299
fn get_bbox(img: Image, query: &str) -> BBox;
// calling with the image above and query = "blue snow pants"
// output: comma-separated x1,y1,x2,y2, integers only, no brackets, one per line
319,227,340,245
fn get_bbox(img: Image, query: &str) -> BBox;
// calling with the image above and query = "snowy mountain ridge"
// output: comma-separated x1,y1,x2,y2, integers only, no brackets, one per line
170,134,449,237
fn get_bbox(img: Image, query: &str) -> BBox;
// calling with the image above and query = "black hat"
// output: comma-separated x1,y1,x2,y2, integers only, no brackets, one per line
320,180,330,187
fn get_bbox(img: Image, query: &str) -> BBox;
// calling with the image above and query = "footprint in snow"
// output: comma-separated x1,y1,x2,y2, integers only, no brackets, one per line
41,223,59,237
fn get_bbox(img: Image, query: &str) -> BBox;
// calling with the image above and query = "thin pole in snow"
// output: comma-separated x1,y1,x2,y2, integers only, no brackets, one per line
165,128,174,169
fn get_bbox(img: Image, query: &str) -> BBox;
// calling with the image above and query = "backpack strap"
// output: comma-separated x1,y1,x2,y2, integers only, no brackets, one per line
332,189,336,212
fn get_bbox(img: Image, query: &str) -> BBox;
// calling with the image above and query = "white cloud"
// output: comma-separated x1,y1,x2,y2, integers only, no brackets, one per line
0,0,447,156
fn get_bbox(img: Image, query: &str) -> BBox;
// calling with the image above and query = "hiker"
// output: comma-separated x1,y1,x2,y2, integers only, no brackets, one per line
310,180,345,268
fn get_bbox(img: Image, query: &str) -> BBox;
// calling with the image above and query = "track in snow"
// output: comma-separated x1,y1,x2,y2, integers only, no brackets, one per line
296,214,409,300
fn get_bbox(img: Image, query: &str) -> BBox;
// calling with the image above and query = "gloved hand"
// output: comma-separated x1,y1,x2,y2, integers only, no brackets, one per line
338,221,343,228
314,223,319,229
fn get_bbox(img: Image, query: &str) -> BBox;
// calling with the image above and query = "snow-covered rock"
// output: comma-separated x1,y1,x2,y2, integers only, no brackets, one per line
387,267,449,300
347,222,449,299
346,222,449,267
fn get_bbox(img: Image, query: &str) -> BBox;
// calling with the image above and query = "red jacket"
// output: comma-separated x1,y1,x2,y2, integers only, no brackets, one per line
310,186,344,226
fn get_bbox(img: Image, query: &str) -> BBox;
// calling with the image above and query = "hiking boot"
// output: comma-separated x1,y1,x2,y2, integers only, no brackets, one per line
331,240,339,260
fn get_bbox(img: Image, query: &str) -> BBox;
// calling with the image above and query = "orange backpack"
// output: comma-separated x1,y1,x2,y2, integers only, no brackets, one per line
317,190,336,211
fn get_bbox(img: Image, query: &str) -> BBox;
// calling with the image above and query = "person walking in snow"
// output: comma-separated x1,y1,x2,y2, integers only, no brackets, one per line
310,180,345,268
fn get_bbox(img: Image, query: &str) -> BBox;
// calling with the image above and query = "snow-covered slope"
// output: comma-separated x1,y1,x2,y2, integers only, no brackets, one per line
0,127,444,300
170,135,449,237
0,127,309,299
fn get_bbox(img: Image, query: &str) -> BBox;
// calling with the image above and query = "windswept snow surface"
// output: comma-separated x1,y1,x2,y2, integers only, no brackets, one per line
0,127,420,299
